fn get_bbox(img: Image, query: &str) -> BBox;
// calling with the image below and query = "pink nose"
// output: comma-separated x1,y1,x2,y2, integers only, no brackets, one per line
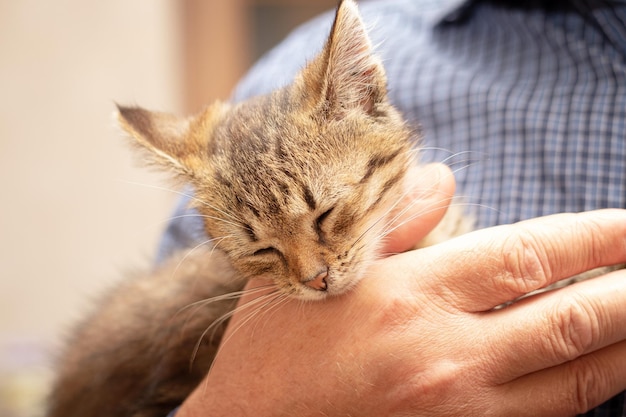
303,269,328,291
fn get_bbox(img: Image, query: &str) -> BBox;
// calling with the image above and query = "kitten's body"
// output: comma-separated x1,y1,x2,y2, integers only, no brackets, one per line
47,249,243,417
46,2,469,416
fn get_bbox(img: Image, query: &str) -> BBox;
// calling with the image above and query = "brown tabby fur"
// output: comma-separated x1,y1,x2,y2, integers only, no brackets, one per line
46,1,468,416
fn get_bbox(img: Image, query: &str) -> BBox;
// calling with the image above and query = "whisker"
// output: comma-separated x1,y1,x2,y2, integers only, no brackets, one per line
448,159,484,178
218,290,285,345
380,190,451,236
141,213,248,237
380,198,454,239
413,147,490,163
437,150,488,167
175,283,276,318
176,285,277,359
380,159,478,232
117,179,246,225
356,159,489,253
169,235,234,280
189,290,277,368
380,176,459,234
348,164,427,252
379,157,496,236
193,287,286,377
248,292,292,334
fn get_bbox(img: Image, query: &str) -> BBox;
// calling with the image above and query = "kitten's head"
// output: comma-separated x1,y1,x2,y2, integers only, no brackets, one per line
118,0,415,300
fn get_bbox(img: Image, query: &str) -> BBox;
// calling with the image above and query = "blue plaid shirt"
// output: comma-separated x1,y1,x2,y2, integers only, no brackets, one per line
159,0,626,415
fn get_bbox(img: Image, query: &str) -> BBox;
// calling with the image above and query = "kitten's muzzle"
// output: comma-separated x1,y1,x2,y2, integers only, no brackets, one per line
303,268,328,291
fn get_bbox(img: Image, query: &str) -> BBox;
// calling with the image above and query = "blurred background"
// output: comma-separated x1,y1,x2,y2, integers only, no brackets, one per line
0,0,336,415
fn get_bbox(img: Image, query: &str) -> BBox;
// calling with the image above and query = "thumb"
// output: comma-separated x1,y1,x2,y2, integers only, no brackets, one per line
381,163,456,255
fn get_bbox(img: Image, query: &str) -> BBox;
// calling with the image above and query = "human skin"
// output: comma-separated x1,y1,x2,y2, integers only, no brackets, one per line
177,164,626,417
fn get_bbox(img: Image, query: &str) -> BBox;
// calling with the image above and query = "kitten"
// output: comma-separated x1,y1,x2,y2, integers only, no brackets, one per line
46,1,468,416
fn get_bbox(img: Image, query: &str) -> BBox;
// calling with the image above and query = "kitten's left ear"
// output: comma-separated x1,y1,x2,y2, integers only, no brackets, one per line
301,0,387,119
116,104,222,178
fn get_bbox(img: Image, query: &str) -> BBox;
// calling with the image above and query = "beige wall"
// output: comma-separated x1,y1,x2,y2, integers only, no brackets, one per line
0,1,337,414
0,1,182,413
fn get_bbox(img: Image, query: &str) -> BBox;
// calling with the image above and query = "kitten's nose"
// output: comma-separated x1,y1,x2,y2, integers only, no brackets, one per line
303,268,328,291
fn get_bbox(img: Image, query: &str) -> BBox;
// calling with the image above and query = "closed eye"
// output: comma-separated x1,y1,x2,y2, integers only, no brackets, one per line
316,207,334,229
252,247,280,257
315,207,334,242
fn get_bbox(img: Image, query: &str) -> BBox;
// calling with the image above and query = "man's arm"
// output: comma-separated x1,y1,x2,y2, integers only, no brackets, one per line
177,207,626,417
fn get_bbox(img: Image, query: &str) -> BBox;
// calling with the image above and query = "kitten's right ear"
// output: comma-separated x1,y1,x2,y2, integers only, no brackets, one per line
116,104,222,177
299,0,387,120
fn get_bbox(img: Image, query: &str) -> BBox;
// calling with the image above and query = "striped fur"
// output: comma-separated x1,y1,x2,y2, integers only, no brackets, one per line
46,2,468,417
118,0,415,299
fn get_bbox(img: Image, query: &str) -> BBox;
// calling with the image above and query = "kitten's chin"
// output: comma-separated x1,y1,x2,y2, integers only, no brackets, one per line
295,289,331,302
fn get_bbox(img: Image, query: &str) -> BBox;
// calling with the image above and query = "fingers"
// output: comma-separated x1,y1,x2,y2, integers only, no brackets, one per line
411,209,626,312
483,269,626,383
382,163,456,255
386,209,626,415
499,340,626,416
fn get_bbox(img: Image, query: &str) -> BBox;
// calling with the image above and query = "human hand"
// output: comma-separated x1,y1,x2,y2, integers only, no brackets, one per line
177,176,626,416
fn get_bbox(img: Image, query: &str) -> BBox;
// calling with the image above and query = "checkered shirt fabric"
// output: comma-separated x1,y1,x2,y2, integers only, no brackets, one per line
158,1,626,414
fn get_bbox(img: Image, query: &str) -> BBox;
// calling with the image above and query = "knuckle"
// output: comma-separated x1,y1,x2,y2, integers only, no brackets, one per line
545,295,597,362
498,229,552,295
565,357,607,414
577,216,608,268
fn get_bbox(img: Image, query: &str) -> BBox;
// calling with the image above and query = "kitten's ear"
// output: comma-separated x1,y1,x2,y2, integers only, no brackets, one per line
116,104,221,177
301,0,387,119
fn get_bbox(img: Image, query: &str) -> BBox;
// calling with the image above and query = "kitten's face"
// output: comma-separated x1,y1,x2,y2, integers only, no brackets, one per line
117,0,415,300
191,92,412,300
